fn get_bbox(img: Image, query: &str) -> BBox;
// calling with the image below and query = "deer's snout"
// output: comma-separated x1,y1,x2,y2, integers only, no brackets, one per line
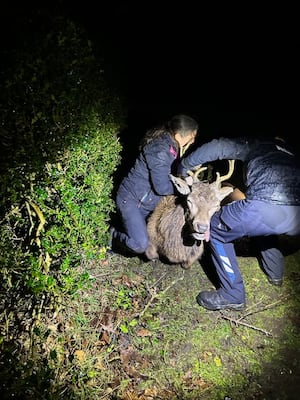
195,223,209,233
191,222,210,242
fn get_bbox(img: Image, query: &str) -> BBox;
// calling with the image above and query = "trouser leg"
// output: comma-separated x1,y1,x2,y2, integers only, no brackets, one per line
249,202,300,280
114,194,149,254
251,236,284,279
202,200,300,306
200,245,220,288
207,200,264,303
209,239,246,303
207,200,298,301
208,204,248,303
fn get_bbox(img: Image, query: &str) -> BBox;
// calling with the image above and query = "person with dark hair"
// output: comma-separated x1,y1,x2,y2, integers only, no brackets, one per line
177,136,300,311
110,114,199,256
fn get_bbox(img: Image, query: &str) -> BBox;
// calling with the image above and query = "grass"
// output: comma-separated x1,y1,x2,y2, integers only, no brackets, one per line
0,237,300,399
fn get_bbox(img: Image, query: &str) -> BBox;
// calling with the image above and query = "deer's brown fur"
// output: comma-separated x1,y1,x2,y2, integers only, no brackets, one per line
145,162,236,269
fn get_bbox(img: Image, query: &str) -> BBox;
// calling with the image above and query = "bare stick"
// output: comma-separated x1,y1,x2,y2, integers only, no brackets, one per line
137,271,185,318
219,296,288,336
220,313,272,337
237,296,289,322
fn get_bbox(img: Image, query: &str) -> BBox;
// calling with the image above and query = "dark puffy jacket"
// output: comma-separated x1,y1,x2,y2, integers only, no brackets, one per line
117,133,179,211
178,136,300,205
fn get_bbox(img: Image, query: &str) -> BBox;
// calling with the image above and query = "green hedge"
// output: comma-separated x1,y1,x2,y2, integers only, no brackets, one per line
0,16,125,297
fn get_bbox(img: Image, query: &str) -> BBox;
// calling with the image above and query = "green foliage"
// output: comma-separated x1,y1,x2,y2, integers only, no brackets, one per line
116,287,134,310
0,17,124,297
0,14,126,398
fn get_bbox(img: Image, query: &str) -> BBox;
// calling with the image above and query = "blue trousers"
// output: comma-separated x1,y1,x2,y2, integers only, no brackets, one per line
208,199,300,303
112,189,156,254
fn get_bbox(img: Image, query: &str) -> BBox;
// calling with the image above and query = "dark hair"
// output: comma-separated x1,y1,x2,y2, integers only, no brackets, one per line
139,114,199,150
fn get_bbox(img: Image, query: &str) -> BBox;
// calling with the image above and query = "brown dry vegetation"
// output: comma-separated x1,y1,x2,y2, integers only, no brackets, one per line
2,236,299,399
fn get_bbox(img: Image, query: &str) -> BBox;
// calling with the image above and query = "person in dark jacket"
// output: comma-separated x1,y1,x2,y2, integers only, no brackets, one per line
110,114,199,255
177,136,300,311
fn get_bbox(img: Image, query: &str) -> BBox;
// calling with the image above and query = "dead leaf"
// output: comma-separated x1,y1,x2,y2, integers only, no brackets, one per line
100,330,111,344
193,378,210,389
74,349,86,363
94,356,104,370
183,369,193,381
144,387,158,397
137,328,152,337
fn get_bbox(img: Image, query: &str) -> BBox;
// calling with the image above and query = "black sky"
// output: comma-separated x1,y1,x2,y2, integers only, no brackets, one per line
1,1,299,147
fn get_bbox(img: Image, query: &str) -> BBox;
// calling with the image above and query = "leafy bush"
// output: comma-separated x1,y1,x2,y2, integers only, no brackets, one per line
0,15,125,298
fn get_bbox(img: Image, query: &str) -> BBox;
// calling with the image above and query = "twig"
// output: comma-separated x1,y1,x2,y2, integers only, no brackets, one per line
220,313,272,337
237,295,289,321
219,295,289,336
90,270,122,279
98,384,122,400
137,271,185,318
149,271,168,289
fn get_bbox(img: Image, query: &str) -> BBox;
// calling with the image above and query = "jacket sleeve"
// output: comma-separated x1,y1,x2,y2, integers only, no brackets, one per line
177,137,252,176
143,144,176,195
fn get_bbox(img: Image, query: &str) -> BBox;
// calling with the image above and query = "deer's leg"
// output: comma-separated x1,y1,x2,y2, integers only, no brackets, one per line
145,243,159,261
181,261,192,269
181,243,204,269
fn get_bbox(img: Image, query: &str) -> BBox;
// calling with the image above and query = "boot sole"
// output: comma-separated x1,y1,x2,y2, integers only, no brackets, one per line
197,297,245,311
267,276,283,287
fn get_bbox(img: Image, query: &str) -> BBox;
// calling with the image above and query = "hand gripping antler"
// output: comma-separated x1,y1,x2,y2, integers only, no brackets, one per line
215,159,235,187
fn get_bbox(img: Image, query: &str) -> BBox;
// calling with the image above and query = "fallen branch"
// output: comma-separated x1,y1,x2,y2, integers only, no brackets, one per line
220,313,272,337
219,296,289,336
237,295,289,321
137,271,185,318
149,271,168,289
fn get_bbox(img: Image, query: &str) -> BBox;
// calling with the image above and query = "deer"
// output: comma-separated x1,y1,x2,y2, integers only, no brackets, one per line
145,160,236,269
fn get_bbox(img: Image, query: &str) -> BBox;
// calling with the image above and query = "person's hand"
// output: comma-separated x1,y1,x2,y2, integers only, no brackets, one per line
177,163,188,177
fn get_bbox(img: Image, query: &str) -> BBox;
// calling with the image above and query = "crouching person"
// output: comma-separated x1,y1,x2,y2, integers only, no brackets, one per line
177,136,300,311
110,114,199,256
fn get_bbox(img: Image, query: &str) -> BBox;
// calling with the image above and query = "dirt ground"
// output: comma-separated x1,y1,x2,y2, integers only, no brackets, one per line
100,236,300,399
1,237,299,400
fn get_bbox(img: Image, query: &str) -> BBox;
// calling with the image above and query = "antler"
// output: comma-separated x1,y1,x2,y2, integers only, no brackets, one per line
187,165,208,180
215,159,235,186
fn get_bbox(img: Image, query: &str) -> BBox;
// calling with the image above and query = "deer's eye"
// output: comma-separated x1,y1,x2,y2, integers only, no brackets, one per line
187,198,197,214
187,198,193,208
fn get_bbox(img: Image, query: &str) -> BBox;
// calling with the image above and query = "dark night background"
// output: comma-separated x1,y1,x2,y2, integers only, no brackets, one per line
1,0,299,159
0,3,300,397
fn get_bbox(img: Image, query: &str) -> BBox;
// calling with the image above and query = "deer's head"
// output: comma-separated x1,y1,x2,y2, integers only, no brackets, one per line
170,160,235,241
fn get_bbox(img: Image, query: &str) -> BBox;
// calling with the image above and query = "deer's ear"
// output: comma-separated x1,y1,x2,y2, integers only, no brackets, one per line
184,176,194,186
169,174,191,195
